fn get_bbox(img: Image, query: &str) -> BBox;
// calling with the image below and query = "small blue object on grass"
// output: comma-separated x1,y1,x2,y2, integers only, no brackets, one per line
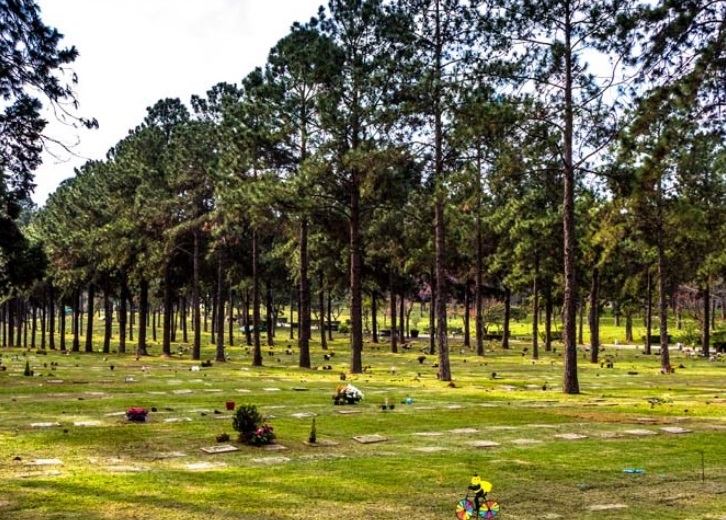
622,469,645,474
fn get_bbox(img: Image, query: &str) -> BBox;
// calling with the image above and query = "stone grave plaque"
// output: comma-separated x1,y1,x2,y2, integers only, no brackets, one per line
353,434,388,444
470,440,501,448
660,426,692,434
251,456,291,464
623,429,658,436
200,445,239,454
30,422,61,428
30,459,63,466
73,420,102,427
553,433,588,440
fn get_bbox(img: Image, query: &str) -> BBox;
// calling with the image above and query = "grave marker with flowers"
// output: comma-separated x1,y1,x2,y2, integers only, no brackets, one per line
126,407,149,422
232,404,275,446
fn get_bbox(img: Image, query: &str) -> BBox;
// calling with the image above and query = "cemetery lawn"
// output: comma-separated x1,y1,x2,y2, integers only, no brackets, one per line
0,339,724,520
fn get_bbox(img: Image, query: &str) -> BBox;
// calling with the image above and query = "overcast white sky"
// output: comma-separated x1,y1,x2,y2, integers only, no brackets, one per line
32,0,323,205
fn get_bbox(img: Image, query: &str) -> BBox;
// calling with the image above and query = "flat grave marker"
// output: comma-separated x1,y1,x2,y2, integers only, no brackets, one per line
470,440,501,448
660,426,692,434
200,445,239,454
353,434,388,444
553,433,588,440
623,429,658,436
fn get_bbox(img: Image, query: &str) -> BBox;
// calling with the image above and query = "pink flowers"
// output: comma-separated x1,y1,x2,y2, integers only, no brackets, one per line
249,424,275,446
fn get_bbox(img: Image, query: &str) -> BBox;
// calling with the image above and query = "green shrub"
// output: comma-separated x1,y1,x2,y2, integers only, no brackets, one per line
232,404,262,440
338,322,350,334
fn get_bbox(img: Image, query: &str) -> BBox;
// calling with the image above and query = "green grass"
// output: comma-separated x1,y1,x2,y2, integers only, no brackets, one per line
0,328,724,520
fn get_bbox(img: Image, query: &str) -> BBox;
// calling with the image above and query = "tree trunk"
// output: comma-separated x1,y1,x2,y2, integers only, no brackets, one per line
216,250,226,362
371,293,378,343
137,279,149,357
163,263,173,357
319,271,327,350
228,287,234,347
252,230,263,367
657,243,670,371
532,275,539,360
59,297,66,352
433,0,450,381
327,289,334,341
40,295,47,349
119,280,128,354
31,302,37,348
289,287,295,341
350,166,364,373
399,291,405,340
48,284,56,350
645,269,653,355
502,287,511,350
702,284,710,357
85,283,95,353
390,274,398,354
299,217,311,366
429,277,436,355
103,288,112,354
192,229,202,360
625,311,633,342
72,289,81,352
463,279,471,348
245,290,252,346
561,4,579,394
265,279,274,347
182,295,188,343
589,267,600,364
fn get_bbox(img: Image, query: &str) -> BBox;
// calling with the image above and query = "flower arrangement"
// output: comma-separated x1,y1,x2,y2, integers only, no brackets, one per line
233,404,275,446
333,383,364,405
126,407,149,422
248,424,275,446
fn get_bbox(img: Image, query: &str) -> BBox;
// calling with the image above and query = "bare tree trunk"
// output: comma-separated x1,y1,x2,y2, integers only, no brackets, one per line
253,231,263,367
192,229,201,360
657,242,670,371
319,271,327,350
299,217,311,366
502,287,511,350
103,288,112,354
137,279,149,357
589,267,600,364
371,292,378,343
48,284,56,350
215,250,226,362
464,279,471,348
532,274,539,360
390,274,398,354
645,269,653,355
702,284,710,357
561,4,579,394
625,311,633,342
71,289,81,352
85,283,95,353
228,287,234,347
119,280,128,354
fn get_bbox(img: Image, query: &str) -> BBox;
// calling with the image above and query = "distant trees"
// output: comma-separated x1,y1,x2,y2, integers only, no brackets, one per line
5,0,726,392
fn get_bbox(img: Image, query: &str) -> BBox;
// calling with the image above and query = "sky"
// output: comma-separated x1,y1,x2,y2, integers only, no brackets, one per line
32,0,324,206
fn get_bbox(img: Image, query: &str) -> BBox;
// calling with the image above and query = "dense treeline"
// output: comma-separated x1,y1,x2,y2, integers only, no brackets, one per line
3,0,726,393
